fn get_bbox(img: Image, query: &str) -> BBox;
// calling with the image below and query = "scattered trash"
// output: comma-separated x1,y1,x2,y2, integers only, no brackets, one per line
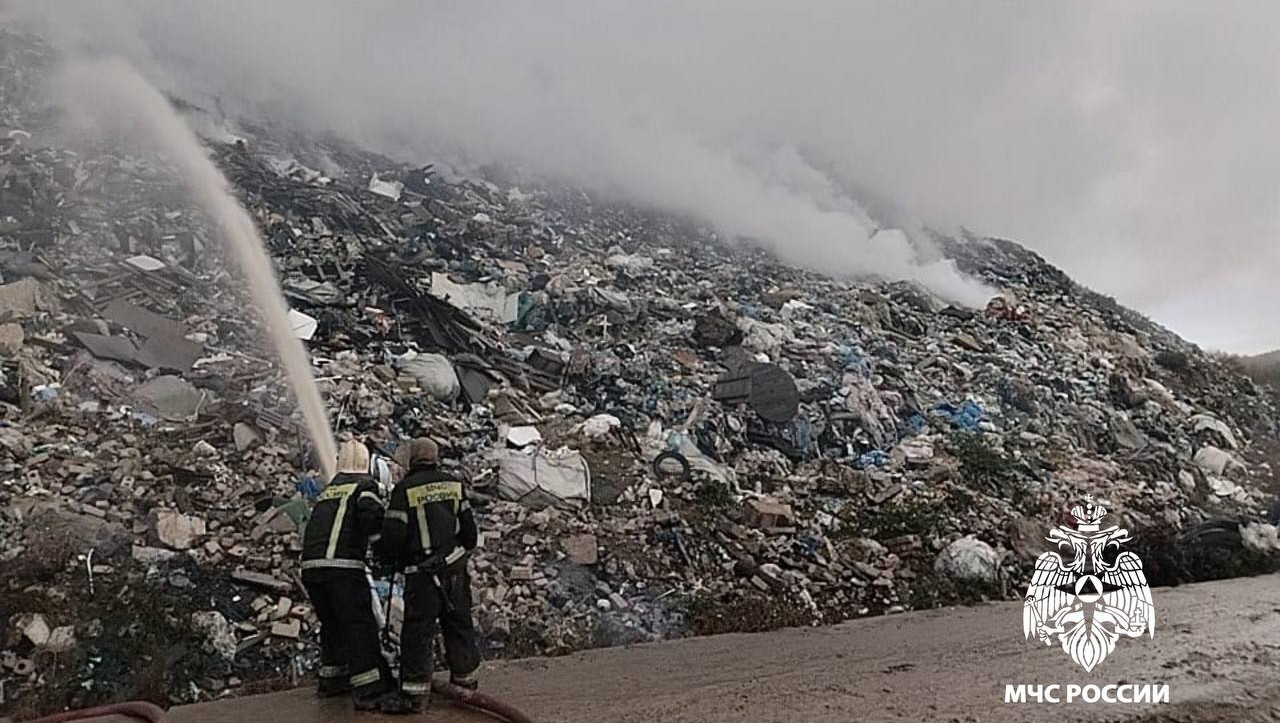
191,611,238,662
497,446,592,510
506,426,543,448
395,352,461,402
933,400,986,431
15,613,51,648
124,254,167,272
287,309,318,340
30,383,60,402
580,413,621,439
857,450,890,469
0,29,1275,708
652,450,691,480
713,363,800,423
367,174,404,201
431,272,520,324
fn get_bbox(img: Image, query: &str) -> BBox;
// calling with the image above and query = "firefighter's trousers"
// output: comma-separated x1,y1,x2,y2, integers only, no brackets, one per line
398,565,481,695
303,570,390,701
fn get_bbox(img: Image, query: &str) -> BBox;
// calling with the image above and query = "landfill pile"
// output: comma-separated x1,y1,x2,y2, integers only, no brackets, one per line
4,30,1280,715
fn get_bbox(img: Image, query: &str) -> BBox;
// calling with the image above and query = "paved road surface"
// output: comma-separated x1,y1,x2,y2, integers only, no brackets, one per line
170,574,1280,723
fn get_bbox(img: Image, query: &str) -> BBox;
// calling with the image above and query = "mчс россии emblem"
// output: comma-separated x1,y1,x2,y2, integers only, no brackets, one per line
1022,497,1154,672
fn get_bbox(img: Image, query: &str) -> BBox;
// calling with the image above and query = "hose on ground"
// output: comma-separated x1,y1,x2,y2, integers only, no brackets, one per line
20,701,169,723
15,685,531,723
432,680,538,723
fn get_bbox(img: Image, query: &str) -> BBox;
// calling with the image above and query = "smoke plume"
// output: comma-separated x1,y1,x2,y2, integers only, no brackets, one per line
9,0,1280,348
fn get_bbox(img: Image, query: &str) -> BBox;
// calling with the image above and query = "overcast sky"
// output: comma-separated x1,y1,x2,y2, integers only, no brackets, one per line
12,1,1280,352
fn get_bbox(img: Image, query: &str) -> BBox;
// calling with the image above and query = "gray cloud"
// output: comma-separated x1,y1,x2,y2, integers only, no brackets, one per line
9,1,1280,349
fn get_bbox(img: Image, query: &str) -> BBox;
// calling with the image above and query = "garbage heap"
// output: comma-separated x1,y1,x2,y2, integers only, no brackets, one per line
3,31,1280,714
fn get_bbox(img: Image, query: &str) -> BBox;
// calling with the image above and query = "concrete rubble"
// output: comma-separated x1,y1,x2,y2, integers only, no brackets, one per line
3,28,1280,715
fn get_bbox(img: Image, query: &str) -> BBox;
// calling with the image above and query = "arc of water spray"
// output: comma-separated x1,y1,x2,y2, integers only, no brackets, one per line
61,58,338,480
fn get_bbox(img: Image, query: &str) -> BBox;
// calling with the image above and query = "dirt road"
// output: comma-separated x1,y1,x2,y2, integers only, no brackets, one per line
171,574,1280,723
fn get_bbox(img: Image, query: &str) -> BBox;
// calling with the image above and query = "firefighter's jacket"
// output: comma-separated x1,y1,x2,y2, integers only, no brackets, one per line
301,472,384,573
379,465,476,570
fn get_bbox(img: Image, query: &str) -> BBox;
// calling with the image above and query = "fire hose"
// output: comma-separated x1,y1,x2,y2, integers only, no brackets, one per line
18,689,535,723
432,680,538,723
20,568,536,723
380,565,539,722
20,701,169,723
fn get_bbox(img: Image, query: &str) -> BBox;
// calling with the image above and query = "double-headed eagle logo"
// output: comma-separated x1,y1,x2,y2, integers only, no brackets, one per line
1022,497,1154,672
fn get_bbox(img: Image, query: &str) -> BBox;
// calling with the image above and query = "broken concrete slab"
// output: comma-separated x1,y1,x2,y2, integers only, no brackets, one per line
0,277,56,317
45,626,76,653
895,438,935,467
135,332,203,372
0,322,23,355
1208,476,1244,498
951,333,987,353
73,331,140,365
506,426,543,448
562,534,599,566
132,545,179,564
270,619,301,640
133,375,204,420
15,613,50,648
1191,414,1238,450
233,422,264,451
231,569,293,593
1194,446,1240,477
367,174,404,201
605,253,654,273
250,505,299,541
155,510,207,550
103,298,187,340
746,498,794,529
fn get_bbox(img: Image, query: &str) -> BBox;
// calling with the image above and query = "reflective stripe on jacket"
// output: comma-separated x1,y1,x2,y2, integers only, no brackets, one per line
379,465,476,567
302,472,384,570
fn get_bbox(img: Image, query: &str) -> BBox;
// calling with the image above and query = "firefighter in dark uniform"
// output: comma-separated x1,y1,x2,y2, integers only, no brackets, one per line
378,438,481,713
301,440,391,710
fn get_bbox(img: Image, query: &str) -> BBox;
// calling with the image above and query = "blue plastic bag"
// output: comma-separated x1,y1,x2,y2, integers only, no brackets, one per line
933,400,985,431
298,474,324,500
857,450,890,468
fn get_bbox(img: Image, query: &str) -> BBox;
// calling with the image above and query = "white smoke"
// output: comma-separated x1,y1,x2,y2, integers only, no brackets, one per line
9,1,1280,344
6,0,998,307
